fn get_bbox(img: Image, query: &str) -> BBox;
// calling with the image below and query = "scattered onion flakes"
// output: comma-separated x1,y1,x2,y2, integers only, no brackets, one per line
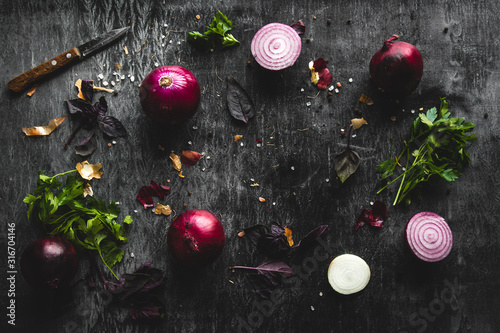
27,84,39,98
170,153,182,172
22,116,66,136
181,150,201,167
76,161,103,180
351,118,368,130
154,203,172,216
75,79,115,99
359,94,374,105
83,183,94,197
284,227,294,247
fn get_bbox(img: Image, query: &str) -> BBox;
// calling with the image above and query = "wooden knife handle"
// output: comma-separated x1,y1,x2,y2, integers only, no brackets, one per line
8,47,81,93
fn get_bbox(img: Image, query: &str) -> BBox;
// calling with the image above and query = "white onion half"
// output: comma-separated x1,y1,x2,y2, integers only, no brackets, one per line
327,254,370,295
251,23,302,71
405,212,453,262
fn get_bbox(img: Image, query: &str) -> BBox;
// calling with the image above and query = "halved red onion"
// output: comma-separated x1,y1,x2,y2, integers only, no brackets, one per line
251,23,302,71
405,212,453,262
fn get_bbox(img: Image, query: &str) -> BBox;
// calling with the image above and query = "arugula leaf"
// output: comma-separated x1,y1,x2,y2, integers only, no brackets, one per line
377,98,476,205
187,11,240,52
24,169,132,280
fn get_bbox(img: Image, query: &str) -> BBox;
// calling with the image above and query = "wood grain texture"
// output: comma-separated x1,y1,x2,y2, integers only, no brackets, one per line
8,48,81,92
1,0,499,332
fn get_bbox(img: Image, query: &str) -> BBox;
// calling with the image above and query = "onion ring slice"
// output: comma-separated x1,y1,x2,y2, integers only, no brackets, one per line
405,212,453,262
251,23,302,71
328,254,370,295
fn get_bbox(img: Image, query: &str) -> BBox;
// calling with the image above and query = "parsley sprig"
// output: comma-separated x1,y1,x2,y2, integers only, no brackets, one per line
23,169,132,280
377,98,477,205
187,11,240,52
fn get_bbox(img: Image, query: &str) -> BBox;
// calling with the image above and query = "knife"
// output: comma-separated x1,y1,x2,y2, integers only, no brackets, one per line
8,26,130,93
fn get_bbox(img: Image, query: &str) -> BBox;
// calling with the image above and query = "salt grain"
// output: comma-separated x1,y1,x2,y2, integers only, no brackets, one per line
349,78,353,83
130,76,135,82
311,306,315,311
306,102,312,107
102,81,109,87
319,292,323,296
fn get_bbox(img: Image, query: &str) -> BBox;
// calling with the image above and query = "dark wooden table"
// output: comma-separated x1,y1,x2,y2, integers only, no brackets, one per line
2,0,499,332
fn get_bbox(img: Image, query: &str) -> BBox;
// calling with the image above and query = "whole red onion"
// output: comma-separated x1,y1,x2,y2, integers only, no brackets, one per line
139,65,201,125
167,209,225,267
20,236,79,290
369,35,423,96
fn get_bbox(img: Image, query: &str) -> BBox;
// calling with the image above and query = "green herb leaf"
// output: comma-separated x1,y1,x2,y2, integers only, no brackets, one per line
187,11,240,52
24,169,132,280
377,98,476,205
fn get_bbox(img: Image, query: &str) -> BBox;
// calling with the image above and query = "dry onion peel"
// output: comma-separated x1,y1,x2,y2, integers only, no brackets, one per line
22,116,66,136
405,212,453,262
328,254,370,295
351,118,368,130
76,161,103,180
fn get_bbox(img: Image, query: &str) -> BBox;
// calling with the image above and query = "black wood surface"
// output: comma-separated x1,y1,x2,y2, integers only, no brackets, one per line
1,0,499,332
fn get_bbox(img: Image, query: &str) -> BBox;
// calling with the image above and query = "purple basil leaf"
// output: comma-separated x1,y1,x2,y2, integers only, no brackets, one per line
256,223,291,258
230,260,294,281
290,20,306,35
81,80,94,101
242,224,269,245
269,223,285,237
293,225,329,248
257,233,291,259
129,299,165,321
226,75,255,123
94,96,108,115
98,115,127,138
74,133,97,156
66,99,93,115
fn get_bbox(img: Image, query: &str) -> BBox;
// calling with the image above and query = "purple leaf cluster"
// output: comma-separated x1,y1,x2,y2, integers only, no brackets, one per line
65,80,127,155
104,262,166,321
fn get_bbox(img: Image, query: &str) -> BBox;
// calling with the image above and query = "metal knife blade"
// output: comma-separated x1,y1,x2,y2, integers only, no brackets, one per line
8,27,130,93
78,26,130,58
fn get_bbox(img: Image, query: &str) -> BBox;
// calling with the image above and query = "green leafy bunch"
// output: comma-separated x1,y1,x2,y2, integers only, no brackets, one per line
24,169,132,280
187,11,240,51
377,98,477,205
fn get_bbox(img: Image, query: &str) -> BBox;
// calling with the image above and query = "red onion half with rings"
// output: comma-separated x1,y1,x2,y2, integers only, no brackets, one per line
405,212,453,262
251,23,302,71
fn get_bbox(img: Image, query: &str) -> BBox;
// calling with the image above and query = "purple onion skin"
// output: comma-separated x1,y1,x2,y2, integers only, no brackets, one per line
167,209,226,268
20,236,79,290
139,66,201,125
369,35,423,96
